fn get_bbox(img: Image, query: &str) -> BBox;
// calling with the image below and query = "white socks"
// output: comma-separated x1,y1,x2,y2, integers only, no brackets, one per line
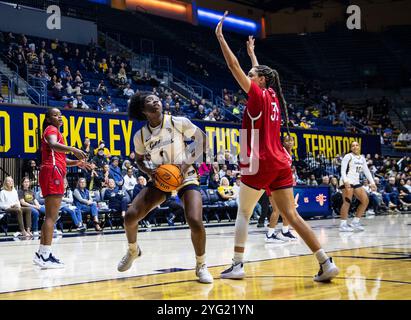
267,228,276,237
39,245,51,257
233,252,244,264
314,249,329,264
282,225,289,233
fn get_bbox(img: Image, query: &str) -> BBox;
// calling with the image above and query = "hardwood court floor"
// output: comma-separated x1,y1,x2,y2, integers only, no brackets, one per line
0,214,410,300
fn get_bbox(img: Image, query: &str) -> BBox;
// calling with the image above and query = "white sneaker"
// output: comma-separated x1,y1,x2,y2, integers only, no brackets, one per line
196,264,213,284
265,232,286,243
117,246,142,272
53,229,63,236
13,232,21,238
277,231,298,242
33,252,65,269
366,209,375,216
220,262,245,279
339,224,354,232
314,257,339,282
33,231,40,237
350,221,365,232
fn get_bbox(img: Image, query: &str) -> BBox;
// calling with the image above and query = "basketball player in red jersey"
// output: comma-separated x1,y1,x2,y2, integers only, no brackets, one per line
216,12,339,281
33,108,90,269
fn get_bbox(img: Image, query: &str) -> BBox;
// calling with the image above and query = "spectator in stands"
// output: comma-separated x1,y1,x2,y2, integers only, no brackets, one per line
219,164,228,179
208,173,220,189
218,177,237,208
123,83,135,98
99,163,112,188
127,151,137,169
93,148,109,168
59,66,72,82
306,174,318,186
132,176,147,200
397,130,411,145
398,179,411,210
18,177,45,237
96,80,108,96
98,58,108,73
0,177,32,237
172,102,185,116
123,167,137,199
85,161,103,191
194,105,206,120
382,176,400,211
61,179,86,232
72,93,89,109
204,110,216,121
81,137,95,161
109,157,124,187
163,103,172,115
52,79,64,100
319,176,330,186
23,160,39,189
104,179,129,218
73,178,102,231
116,67,127,87
214,107,224,121
105,96,119,112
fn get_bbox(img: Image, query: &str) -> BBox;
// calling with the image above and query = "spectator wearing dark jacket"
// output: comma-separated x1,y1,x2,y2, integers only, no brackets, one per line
104,179,128,217
109,157,124,187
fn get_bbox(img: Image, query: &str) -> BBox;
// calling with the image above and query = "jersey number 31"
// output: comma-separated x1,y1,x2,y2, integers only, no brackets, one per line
271,102,279,121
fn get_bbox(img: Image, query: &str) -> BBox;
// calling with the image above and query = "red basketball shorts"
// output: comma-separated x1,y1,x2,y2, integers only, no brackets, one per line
241,166,294,195
39,165,66,197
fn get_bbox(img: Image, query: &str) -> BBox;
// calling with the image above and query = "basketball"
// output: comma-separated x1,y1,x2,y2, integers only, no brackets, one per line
154,165,183,192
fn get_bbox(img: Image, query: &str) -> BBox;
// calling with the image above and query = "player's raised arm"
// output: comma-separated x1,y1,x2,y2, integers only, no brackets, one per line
216,11,251,93
247,35,259,67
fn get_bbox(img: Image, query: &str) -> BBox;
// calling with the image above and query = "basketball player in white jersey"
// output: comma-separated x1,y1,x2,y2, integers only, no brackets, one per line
117,93,213,284
339,141,376,232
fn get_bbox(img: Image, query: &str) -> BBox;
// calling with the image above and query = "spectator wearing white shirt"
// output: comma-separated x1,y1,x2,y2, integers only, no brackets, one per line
73,93,89,109
123,168,137,199
123,83,135,98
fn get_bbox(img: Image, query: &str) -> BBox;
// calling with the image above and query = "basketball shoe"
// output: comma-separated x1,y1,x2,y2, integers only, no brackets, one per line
265,232,286,243
277,231,298,241
117,246,142,272
196,264,214,283
220,261,245,279
33,252,65,269
314,257,339,282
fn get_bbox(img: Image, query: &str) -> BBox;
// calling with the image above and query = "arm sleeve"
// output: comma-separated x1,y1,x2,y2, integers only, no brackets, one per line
73,189,89,204
18,190,24,200
246,81,263,117
340,154,350,183
133,131,145,155
65,190,74,204
362,157,375,185
0,191,7,209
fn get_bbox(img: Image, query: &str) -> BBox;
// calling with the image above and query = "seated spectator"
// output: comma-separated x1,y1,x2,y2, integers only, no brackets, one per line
163,103,172,115
52,79,64,100
319,176,330,186
172,102,185,116
109,157,124,187
85,161,103,191
0,176,32,237
105,96,119,112
94,140,111,157
96,80,108,96
198,162,211,179
204,110,216,121
93,147,109,168
306,174,318,186
98,58,108,73
217,177,237,207
61,179,86,232
104,179,129,218
123,83,135,98
81,137,95,162
116,67,128,87
398,179,411,210
133,176,147,200
99,163,113,188
194,105,206,120
18,177,45,236
383,176,400,211
72,93,89,109
219,164,228,179
73,178,102,231
59,65,72,82
66,81,81,96
300,117,312,129
208,173,220,189
123,167,137,199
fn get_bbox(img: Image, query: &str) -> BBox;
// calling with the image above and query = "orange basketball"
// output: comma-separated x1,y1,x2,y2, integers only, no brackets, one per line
155,164,183,192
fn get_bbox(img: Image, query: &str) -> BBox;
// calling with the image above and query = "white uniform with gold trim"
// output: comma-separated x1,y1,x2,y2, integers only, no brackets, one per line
133,114,199,189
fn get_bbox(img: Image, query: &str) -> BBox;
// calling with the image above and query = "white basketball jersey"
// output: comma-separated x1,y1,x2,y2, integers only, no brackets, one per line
133,115,199,186
339,153,373,186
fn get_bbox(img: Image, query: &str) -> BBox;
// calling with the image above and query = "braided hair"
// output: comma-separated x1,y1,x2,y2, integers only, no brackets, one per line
254,65,291,136
128,92,151,121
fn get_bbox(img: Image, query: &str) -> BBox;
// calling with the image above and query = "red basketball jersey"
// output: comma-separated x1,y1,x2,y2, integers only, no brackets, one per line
41,125,67,170
240,82,290,174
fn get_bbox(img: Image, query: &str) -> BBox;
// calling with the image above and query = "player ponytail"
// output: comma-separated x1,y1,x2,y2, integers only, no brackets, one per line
128,92,150,121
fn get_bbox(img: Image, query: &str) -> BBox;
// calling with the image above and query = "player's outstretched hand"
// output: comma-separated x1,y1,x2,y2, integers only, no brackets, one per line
246,35,255,56
78,161,93,171
215,11,228,38
72,148,87,161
